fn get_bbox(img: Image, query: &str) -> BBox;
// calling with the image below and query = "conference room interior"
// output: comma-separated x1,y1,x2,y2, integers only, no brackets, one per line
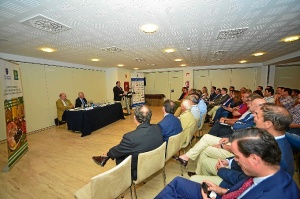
1,0,300,198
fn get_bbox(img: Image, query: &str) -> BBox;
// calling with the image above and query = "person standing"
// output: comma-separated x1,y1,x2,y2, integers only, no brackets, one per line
75,92,87,108
113,81,125,102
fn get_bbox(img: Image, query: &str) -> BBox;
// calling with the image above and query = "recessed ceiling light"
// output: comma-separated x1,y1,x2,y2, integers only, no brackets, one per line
117,64,124,67
91,58,100,61
133,68,139,70
140,24,158,33
252,52,265,56
174,59,183,62
164,48,175,53
40,47,55,53
180,64,187,67
281,35,300,42
239,60,247,63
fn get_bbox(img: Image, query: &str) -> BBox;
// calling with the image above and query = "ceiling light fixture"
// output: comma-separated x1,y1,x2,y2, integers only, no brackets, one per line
164,48,175,53
239,60,247,63
117,64,124,67
40,47,55,53
91,58,100,61
133,68,139,70
281,35,300,42
252,52,265,56
180,64,187,67
174,59,183,62
140,24,158,33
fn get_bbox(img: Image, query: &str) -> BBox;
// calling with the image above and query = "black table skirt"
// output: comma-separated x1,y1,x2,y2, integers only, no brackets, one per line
64,103,125,137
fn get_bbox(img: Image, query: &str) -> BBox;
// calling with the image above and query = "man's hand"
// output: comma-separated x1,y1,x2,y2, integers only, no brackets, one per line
202,180,228,196
216,159,229,171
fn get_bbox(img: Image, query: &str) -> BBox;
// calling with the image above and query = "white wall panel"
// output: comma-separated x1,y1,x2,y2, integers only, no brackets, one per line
275,66,300,89
20,63,52,132
231,68,257,91
210,69,231,89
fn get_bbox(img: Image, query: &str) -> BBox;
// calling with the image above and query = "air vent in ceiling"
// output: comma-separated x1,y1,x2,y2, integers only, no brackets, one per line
21,14,71,34
134,58,145,62
102,46,122,53
216,27,248,40
210,50,228,55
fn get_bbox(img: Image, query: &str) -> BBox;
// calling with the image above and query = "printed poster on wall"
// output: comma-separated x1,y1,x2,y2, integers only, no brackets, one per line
0,60,28,171
131,72,145,107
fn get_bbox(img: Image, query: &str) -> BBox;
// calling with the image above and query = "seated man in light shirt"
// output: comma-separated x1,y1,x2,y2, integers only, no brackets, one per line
56,93,74,122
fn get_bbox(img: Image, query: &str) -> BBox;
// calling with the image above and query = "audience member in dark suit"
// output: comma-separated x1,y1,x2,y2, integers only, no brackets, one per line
209,86,217,101
158,99,182,142
113,81,125,101
155,128,299,199
75,92,87,108
92,105,163,180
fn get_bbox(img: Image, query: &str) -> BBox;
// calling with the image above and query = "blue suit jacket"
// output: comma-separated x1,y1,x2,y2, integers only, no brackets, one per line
218,135,295,188
158,114,182,142
217,169,299,199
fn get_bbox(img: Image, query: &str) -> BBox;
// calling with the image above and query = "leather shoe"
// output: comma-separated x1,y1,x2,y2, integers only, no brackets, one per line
92,156,110,167
174,156,188,167
188,171,196,177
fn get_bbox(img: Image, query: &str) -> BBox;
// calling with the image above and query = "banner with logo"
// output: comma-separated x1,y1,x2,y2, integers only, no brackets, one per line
131,72,145,107
0,60,28,172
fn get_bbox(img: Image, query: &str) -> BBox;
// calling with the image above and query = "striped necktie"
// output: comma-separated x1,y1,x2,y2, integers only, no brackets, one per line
222,178,254,199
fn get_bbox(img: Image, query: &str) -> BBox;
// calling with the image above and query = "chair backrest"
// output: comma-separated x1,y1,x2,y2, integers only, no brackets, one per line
165,133,182,161
133,142,166,185
181,125,193,148
198,113,207,130
181,119,197,148
87,155,132,199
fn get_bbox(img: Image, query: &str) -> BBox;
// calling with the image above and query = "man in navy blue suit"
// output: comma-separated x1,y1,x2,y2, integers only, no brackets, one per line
155,128,299,199
158,99,182,142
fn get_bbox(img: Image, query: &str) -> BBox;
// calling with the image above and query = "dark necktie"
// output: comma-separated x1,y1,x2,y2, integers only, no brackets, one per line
222,178,254,199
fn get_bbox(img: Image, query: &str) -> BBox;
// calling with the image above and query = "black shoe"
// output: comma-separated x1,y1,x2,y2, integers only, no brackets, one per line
173,156,188,167
188,172,196,177
92,156,110,167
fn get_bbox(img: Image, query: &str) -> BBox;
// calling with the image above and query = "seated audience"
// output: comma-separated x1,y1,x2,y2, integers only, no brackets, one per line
207,88,229,112
75,92,87,108
92,105,163,180
56,93,74,121
212,90,243,122
155,128,299,199
178,87,189,101
263,87,275,103
158,99,182,142
257,85,263,91
275,87,294,110
291,88,300,103
195,90,207,126
202,86,209,102
253,89,264,97
208,86,217,102
193,103,295,188
174,97,265,176
288,92,300,135
207,94,263,137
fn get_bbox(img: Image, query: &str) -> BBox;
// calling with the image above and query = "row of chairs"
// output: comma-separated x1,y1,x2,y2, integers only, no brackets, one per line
74,114,207,199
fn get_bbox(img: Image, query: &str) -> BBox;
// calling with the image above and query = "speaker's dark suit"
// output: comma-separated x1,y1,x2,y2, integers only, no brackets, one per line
75,97,87,108
107,122,163,180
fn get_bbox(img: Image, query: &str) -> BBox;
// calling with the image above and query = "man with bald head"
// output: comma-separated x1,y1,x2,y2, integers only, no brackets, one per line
92,105,163,180
180,99,197,145
56,93,74,122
